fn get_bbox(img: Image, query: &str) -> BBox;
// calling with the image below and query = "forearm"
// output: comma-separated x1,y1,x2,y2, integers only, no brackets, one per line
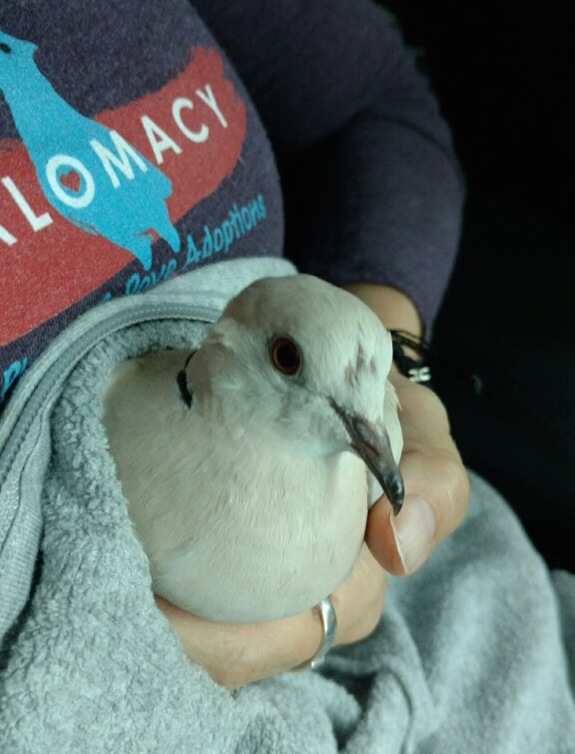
193,0,465,336
283,111,463,337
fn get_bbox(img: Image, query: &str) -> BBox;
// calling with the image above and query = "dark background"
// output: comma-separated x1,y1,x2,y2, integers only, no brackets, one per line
380,2,574,571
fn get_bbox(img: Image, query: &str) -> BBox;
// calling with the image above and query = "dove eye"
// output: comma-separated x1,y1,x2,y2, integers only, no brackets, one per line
270,337,301,376
0,43,12,54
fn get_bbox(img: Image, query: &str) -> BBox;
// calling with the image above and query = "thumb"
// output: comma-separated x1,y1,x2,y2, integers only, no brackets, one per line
366,377,469,575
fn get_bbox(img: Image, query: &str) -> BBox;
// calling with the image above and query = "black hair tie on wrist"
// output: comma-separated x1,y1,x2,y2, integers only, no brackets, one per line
389,330,432,385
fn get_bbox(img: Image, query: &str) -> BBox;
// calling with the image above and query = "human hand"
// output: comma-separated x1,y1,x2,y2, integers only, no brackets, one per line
342,282,469,576
366,369,469,575
155,541,386,689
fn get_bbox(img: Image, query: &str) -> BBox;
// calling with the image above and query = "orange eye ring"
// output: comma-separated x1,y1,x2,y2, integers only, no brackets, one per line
270,337,301,376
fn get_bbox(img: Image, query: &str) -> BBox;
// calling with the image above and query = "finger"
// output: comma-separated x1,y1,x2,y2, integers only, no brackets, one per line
330,543,387,644
366,376,469,575
155,594,325,688
154,546,387,688
366,447,468,575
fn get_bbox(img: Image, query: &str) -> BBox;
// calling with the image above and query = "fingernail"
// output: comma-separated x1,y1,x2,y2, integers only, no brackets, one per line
390,495,436,574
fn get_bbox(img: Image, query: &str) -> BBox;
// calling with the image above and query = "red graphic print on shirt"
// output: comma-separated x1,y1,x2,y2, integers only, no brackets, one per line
0,44,247,345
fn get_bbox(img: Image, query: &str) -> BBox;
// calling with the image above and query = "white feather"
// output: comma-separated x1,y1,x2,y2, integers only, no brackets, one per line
102,274,403,622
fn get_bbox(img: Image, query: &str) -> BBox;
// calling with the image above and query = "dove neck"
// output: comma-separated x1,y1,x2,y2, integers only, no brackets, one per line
194,389,350,462
2,59,85,149
3,69,73,144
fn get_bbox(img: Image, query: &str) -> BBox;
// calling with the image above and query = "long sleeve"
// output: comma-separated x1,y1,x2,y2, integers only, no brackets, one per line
191,0,465,335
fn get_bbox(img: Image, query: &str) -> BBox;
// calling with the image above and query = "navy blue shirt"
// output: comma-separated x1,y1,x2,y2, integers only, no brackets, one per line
0,0,463,407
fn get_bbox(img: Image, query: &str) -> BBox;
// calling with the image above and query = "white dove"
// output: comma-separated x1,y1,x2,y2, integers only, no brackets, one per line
102,274,404,622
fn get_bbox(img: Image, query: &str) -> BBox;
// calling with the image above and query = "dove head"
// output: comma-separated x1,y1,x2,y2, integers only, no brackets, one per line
186,274,404,512
0,31,38,82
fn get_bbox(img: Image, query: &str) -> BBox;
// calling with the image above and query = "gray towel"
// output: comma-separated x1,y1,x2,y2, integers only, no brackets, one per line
1,258,574,752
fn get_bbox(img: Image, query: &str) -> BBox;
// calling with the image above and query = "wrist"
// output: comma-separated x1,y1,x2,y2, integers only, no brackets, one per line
389,330,431,384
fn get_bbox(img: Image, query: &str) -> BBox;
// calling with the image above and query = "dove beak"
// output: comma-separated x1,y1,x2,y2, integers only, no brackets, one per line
331,402,404,515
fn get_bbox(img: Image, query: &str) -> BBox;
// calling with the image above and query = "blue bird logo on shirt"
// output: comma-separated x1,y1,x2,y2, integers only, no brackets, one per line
0,30,180,270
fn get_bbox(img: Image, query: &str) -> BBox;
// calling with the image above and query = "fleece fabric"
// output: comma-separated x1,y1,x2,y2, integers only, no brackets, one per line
1,258,574,753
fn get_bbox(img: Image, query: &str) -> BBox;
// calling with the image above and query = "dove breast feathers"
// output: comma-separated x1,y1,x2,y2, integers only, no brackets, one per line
102,274,403,622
